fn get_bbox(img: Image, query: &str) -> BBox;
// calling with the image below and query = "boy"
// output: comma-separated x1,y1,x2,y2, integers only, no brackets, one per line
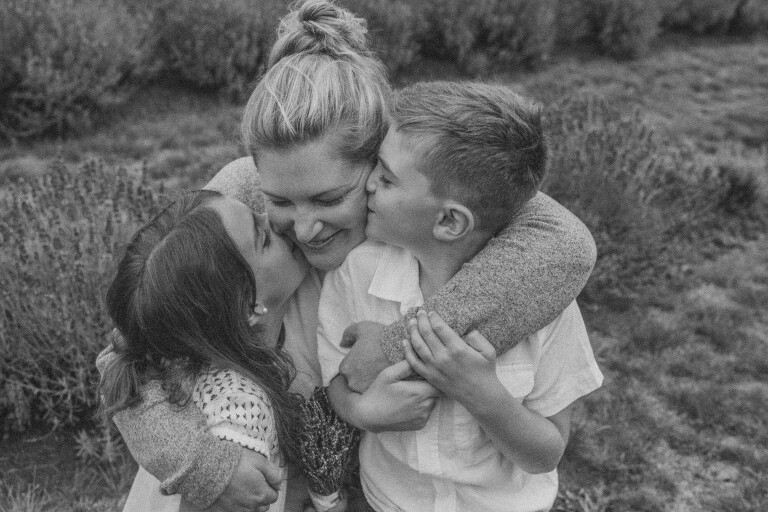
317,81,603,512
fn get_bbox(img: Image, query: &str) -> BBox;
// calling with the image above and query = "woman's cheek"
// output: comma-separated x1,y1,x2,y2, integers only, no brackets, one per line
265,206,292,235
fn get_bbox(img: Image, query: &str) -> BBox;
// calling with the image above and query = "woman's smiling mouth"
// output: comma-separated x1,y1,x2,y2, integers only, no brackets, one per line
302,231,340,250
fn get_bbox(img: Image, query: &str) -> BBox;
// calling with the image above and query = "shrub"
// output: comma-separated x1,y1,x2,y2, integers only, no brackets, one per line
543,94,673,297
343,0,422,73
0,0,147,139
733,0,768,33
415,0,557,73
143,0,286,99
659,0,742,34
599,0,662,59
0,160,165,432
556,0,661,59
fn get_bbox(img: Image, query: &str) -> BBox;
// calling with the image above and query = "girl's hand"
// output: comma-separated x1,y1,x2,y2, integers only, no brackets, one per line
404,310,499,406
355,360,440,432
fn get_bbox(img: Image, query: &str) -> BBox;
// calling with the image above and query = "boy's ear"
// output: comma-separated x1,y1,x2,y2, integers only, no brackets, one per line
433,201,475,242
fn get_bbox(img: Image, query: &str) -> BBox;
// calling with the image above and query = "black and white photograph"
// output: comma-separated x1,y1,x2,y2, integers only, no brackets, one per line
1,1,766,511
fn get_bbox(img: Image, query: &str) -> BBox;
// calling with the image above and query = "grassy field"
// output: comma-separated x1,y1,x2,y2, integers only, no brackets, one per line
1,34,767,511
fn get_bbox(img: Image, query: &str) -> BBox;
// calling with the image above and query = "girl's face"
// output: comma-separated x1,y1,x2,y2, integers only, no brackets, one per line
211,197,310,310
257,139,372,271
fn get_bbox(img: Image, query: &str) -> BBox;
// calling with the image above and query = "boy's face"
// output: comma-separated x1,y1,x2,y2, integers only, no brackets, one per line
365,126,442,250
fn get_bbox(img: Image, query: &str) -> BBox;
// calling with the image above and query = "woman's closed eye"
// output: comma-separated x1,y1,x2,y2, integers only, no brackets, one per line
377,174,392,186
313,195,345,207
266,197,291,208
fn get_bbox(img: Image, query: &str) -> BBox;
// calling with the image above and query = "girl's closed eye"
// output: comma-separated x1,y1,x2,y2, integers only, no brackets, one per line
377,174,392,186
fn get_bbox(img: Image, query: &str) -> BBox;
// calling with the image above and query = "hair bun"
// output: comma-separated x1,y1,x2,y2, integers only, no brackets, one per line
268,0,372,67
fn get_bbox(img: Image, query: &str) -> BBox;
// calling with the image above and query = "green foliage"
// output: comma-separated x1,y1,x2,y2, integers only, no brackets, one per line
415,0,557,73
142,0,286,99
0,0,147,139
0,161,165,432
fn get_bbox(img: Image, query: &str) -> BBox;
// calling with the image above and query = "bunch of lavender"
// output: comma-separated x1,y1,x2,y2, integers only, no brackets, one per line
298,386,362,496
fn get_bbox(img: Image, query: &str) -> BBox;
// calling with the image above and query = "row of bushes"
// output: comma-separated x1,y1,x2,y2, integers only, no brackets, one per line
2,0,768,139
2,94,765,432
0,161,166,432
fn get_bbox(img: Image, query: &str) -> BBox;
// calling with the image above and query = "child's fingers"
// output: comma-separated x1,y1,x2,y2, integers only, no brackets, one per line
408,316,434,362
402,339,430,378
381,359,415,382
416,310,446,355
426,312,465,351
463,330,496,358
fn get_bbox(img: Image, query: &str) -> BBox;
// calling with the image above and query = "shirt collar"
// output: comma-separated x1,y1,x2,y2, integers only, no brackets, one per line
368,244,424,314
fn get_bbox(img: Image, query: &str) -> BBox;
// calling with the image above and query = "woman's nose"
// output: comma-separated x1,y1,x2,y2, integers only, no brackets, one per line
292,209,323,243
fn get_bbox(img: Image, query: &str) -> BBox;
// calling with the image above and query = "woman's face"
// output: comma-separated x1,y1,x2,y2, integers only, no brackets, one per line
257,140,372,271
211,196,310,310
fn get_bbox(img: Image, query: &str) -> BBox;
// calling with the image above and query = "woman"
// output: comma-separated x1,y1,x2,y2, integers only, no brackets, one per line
100,1,596,511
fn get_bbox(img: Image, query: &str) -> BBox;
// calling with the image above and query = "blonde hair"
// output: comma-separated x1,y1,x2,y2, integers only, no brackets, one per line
242,0,390,163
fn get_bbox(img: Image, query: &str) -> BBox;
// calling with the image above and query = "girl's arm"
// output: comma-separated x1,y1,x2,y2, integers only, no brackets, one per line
340,192,597,392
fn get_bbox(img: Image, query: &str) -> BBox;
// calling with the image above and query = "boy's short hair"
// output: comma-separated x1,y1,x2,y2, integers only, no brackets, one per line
391,81,548,233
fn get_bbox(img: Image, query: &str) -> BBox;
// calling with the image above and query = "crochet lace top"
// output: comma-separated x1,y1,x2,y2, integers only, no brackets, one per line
192,368,279,462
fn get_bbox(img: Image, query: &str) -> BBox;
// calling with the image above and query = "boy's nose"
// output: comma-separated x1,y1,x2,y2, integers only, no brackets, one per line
366,171,377,193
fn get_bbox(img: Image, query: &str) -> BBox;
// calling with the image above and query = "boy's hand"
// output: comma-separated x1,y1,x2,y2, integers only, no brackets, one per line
355,360,440,432
205,448,281,512
404,310,498,405
338,321,389,392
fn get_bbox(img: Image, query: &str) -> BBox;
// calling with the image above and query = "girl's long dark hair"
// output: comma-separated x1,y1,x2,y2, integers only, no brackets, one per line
99,190,302,462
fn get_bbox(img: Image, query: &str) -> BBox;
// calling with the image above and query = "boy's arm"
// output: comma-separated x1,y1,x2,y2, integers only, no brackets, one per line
340,192,596,392
402,312,570,474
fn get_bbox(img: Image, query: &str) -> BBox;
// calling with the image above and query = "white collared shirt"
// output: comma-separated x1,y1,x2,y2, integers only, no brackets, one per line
317,241,603,512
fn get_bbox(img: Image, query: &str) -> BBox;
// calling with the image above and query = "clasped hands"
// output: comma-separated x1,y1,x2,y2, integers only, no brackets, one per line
338,311,497,431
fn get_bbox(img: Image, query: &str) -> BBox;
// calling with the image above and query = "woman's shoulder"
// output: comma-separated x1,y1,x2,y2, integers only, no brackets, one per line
203,157,265,213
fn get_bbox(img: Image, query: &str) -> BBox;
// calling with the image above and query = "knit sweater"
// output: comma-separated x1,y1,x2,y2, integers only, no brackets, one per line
99,156,597,508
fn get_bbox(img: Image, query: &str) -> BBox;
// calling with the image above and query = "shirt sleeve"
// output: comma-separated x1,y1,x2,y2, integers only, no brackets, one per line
316,263,357,386
97,332,240,509
375,192,597,363
193,370,279,461
523,301,604,418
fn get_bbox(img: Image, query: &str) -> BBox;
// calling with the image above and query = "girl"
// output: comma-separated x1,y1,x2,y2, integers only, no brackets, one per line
99,190,309,512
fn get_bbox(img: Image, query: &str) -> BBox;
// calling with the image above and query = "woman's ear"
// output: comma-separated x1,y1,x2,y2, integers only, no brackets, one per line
248,302,269,326
433,202,475,242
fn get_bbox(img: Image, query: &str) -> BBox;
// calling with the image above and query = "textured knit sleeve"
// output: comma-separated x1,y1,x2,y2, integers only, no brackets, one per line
98,339,241,509
204,156,265,213
377,192,597,363
192,369,280,462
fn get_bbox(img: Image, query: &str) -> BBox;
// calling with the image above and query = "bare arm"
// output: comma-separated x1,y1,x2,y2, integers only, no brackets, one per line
326,361,439,433
340,192,596,392
403,312,571,474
